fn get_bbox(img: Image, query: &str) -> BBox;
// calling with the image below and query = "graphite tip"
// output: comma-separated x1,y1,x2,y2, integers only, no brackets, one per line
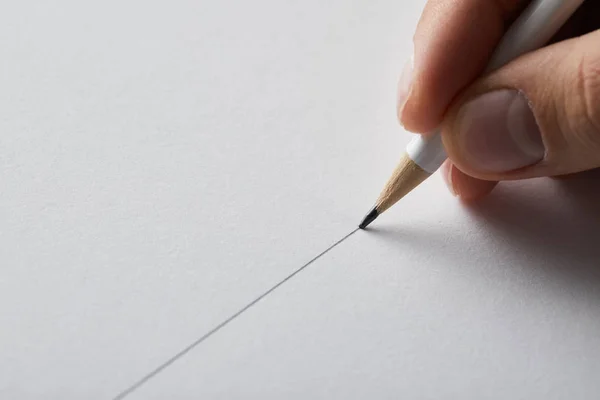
359,206,379,230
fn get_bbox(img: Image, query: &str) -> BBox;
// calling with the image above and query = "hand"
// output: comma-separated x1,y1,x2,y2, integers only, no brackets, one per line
398,0,600,199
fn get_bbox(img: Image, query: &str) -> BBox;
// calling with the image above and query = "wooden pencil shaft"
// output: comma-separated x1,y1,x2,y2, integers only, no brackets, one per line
375,154,431,213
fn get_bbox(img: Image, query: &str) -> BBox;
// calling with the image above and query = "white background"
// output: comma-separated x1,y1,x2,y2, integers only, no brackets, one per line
2,0,600,399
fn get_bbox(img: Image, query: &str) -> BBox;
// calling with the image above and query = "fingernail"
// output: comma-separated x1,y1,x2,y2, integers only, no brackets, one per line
442,162,457,196
455,90,545,173
397,53,414,125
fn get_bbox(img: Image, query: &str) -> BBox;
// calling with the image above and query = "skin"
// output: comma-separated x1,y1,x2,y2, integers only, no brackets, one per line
399,0,600,200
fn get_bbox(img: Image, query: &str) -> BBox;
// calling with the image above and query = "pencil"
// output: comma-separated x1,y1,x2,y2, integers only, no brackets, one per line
359,0,585,229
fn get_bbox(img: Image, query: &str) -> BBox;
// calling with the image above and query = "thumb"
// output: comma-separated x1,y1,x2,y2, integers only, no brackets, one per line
442,30,600,181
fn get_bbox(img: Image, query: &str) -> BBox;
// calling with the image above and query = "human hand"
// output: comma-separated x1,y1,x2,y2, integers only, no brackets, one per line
398,0,600,199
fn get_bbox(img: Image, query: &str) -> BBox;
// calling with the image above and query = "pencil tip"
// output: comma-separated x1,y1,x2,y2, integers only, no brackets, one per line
359,206,379,230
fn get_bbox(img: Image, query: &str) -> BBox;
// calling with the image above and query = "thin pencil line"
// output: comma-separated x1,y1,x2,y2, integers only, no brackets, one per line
113,227,360,400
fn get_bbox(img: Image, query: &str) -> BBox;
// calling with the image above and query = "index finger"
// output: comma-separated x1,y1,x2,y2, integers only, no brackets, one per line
398,0,529,133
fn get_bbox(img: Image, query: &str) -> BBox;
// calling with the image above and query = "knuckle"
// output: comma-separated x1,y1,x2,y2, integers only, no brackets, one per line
568,53,600,152
579,54,600,136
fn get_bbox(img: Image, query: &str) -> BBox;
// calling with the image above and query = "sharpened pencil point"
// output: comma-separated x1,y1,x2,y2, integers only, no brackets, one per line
359,207,379,230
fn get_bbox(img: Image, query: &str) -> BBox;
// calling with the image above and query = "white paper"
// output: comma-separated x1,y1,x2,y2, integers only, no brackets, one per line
3,0,600,399
127,177,600,400
0,0,422,398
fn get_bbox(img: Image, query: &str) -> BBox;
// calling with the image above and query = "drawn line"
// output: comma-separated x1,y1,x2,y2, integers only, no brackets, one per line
113,227,360,400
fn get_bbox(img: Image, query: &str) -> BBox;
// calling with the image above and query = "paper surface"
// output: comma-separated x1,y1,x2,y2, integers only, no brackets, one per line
128,177,600,400
2,0,600,399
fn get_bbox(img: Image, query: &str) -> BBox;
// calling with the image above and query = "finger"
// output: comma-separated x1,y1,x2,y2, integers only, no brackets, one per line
442,30,600,181
441,160,498,200
398,0,529,133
